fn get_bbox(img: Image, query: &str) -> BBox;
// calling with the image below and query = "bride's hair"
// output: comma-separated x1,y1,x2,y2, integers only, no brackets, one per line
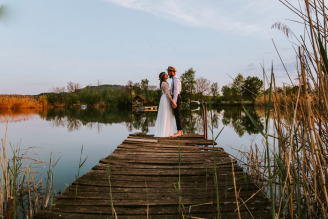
159,72,167,89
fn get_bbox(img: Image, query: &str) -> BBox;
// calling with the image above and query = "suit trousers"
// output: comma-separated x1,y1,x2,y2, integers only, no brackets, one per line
173,94,183,131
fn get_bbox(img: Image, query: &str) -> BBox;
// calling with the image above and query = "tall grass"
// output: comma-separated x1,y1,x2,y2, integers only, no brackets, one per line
174,138,187,218
0,123,60,218
0,95,47,109
74,145,88,199
237,1,328,215
209,100,224,219
107,154,114,216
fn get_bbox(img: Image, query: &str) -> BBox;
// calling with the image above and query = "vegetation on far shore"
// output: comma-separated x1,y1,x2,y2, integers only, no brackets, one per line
0,95,47,109
1,69,300,109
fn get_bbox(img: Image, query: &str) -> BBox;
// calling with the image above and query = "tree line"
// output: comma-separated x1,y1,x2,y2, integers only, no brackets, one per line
45,68,299,107
179,69,264,105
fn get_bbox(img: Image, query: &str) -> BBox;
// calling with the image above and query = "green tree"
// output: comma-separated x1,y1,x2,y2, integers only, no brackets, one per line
64,92,79,105
180,68,196,103
211,82,219,97
221,85,231,101
46,93,58,105
50,86,66,104
243,76,264,101
141,79,149,99
195,77,211,100
102,88,110,102
126,80,133,100
232,73,245,102
132,83,142,95
80,88,89,104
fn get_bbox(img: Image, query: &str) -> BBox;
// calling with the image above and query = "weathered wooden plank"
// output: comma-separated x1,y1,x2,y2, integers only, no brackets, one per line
107,154,233,162
59,189,263,200
92,164,243,173
129,133,204,138
112,149,228,156
109,151,228,156
52,196,267,206
100,159,236,167
79,169,247,179
123,139,216,145
102,156,233,163
65,184,261,193
33,212,115,219
124,138,158,143
45,202,271,215
72,178,252,188
34,210,272,219
118,143,200,148
157,140,216,145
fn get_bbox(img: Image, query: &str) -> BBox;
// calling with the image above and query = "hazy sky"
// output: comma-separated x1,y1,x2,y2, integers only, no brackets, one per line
0,0,302,95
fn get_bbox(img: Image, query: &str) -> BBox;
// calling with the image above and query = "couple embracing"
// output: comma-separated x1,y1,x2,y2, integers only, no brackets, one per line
153,66,183,138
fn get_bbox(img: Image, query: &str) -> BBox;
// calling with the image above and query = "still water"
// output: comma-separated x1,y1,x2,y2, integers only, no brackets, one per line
0,106,266,193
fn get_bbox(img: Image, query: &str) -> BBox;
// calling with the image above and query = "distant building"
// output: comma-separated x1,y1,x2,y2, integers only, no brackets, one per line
132,95,145,108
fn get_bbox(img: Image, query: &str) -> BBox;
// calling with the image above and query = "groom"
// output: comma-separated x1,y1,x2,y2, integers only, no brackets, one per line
167,66,183,137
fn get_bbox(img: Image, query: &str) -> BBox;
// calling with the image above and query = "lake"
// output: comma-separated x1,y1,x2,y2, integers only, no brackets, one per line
0,106,266,193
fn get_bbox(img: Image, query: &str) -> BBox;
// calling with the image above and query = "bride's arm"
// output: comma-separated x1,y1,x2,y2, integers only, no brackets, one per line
162,82,175,104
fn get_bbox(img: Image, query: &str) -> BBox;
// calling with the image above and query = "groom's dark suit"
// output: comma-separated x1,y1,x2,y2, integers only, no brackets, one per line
171,76,183,131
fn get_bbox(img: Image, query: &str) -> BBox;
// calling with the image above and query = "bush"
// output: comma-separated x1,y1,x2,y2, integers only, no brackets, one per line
210,96,222,105
47,93,58,105
64,93,79,105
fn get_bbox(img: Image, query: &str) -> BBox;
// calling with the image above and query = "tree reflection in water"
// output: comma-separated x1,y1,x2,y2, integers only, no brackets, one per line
0,106,264,136
219,106,264,137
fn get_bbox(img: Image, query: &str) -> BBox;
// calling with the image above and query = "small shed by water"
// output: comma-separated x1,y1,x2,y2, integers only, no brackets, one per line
132,95,145,108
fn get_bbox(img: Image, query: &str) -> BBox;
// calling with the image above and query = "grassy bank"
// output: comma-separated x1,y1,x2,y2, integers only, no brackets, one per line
0,95,47,109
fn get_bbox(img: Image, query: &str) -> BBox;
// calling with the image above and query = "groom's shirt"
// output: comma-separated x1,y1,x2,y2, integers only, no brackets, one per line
171,75,181,103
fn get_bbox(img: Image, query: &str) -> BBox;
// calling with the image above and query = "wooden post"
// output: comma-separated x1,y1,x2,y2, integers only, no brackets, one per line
205,103,208,140
202,101,208,140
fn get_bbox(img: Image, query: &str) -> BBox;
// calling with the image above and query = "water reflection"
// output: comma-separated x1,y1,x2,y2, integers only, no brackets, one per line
217,106,264,137
0,108,45,123
0,106,265,136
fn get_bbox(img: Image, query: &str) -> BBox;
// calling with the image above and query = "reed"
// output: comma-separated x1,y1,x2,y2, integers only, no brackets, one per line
209,100,224,219
230,1,328,217
0,95,47,109
74,145,88,199
44,151,61,211
0,123,60,218
174,138,187,218
178,138,182,215
145,181,149,219
107,154,114,216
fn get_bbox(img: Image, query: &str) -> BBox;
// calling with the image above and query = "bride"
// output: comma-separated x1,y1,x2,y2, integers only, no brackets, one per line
153,72,177,137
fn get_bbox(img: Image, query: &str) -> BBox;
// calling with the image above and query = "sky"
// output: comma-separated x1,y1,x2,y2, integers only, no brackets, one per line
0,0,303,95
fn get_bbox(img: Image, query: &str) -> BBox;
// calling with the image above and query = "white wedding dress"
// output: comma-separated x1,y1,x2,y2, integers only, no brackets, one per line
153,82,176,137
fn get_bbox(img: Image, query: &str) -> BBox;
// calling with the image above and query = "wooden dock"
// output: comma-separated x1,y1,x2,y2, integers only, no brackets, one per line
34,133,271,219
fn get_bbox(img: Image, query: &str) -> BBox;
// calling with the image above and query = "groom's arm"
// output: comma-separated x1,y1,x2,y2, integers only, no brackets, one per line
172,78,179,103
